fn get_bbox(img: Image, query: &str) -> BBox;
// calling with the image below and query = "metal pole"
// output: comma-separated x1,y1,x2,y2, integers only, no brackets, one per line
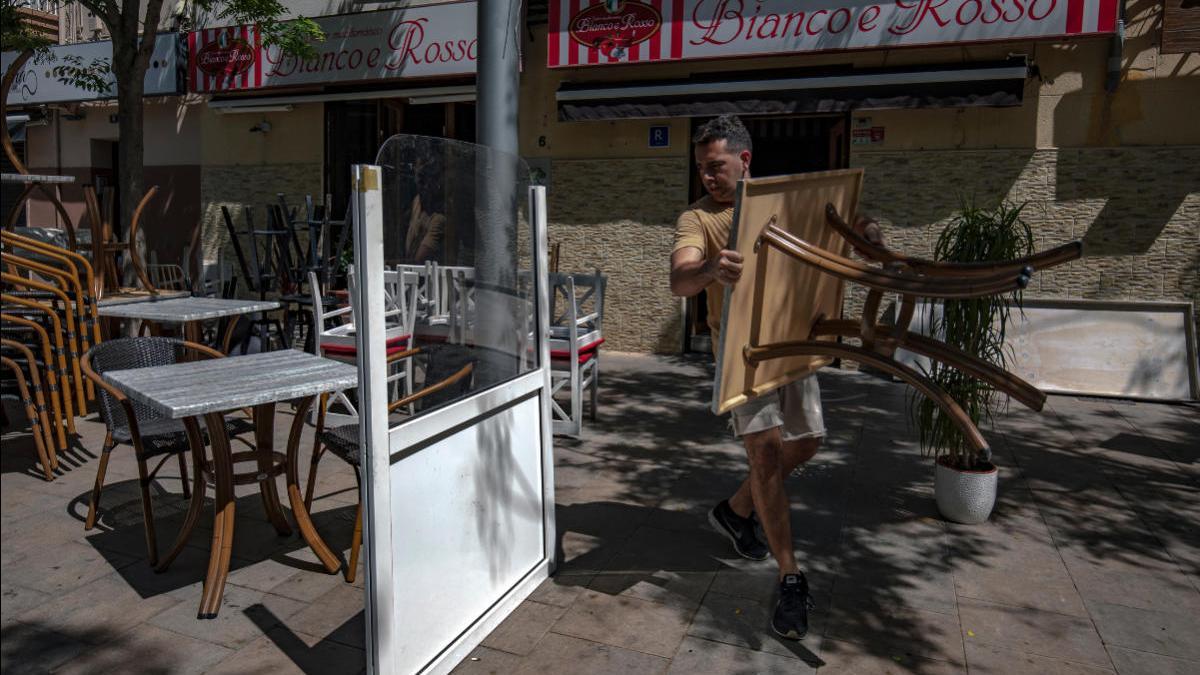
477,0,520,155
475,0,523,386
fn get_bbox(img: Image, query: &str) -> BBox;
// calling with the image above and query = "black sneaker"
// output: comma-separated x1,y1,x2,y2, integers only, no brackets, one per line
772,572,812,640
708,500,769,561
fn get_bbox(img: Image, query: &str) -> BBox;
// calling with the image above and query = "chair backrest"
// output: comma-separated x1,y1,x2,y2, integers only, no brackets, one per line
87,337,184,435
308,270,351,355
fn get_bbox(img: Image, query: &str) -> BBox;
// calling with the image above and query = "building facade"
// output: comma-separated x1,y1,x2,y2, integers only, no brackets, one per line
6,0,1198,354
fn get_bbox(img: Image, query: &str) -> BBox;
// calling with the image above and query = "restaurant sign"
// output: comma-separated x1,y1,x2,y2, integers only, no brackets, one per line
548,0,1119,67
188,1,476,93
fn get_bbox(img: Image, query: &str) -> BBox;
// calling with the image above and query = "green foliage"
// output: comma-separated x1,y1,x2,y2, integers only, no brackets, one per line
912,200,1033,470
200,0,324,61
50,54,113,94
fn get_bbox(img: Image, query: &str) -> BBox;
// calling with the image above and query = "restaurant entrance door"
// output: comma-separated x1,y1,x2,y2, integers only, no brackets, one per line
684,114,848,353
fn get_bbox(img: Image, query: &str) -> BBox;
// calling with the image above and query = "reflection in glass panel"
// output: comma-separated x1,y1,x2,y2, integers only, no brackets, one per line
370,134,538,425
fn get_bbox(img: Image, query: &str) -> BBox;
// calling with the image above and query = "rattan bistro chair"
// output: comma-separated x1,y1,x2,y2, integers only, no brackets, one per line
81,337,254,566
1,352,55,480
308,345,476,583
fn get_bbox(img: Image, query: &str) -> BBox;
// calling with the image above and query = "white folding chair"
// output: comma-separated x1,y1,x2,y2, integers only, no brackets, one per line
308,269,416,426
548,271,606,437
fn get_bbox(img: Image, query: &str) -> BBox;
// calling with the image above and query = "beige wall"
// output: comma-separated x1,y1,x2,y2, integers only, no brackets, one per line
523,0,1200,354
22,99,204,264
195,102,325,268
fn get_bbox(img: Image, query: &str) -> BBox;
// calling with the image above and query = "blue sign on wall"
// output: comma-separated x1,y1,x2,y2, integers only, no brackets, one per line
649,125,670,148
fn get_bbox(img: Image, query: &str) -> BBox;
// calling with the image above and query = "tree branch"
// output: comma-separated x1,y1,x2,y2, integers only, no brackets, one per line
74,0,119,34
138,0,167,62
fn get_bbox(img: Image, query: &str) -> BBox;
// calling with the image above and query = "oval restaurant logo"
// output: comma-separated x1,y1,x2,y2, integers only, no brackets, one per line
568,0,662,58
196,37,255,77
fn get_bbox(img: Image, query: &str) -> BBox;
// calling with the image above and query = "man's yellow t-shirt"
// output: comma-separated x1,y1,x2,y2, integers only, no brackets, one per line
672,194,734,351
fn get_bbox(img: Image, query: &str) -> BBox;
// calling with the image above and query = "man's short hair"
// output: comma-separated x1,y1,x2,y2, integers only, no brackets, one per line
692,114,752,155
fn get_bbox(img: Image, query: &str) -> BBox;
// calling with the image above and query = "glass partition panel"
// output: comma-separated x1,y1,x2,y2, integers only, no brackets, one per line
371,134,537,425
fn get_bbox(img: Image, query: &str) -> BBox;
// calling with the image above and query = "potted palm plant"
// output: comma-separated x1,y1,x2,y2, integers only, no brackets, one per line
914,200,1033,524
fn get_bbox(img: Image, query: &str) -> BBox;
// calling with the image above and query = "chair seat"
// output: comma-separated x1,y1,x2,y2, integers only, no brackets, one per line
549,336,604,360
320,333,411,356
319,424,361,466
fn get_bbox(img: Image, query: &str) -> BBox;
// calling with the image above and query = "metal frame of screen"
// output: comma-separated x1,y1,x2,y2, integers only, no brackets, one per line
350,164,555,674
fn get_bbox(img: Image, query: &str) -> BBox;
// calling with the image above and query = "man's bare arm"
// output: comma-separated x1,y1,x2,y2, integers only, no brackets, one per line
670,247,743,298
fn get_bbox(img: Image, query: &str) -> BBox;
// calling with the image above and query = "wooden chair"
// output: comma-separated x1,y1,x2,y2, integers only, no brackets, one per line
80,337,254,565
1,345,55,480
1,338,56,459
2,252,97,367
308,345,476,582
302,268,419,499
220,205,291,352
1,296,78,433
734,202,1082,459
1,312,72,447
2,274,87,412
548,271,606,437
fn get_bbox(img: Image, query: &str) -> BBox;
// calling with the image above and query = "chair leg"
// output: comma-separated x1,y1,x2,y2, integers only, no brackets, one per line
346,501,362,584
85,432,115,529
134,452,160,566
177,452,192,500
304,393,328,511
589,359,600,422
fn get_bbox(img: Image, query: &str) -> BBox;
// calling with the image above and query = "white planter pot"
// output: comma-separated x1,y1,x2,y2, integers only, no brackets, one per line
934,457,997,524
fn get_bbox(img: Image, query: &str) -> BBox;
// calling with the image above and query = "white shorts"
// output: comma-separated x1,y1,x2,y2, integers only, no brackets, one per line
730,374,826,441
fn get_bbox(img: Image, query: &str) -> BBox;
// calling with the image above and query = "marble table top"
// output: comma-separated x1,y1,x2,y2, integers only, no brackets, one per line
103,350,358,419
1,173,76,184
95,289,192,307
97,296,280,320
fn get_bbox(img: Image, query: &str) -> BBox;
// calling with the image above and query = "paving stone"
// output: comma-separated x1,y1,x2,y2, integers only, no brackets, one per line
527,574,593,608
1107,646,1200,675
2,541,138,596
147,585,307,651
964,641,1115,674
480,600,568,656
1064,555,1200,614
15,570,181,642
552,589,694,658
666,635,811,674
53,623,236,675
815,637,966,674
836,566,958,616
0,584,51,620
957,597,1109,667
954,565,1089,617
281,582,365,649
450,645,525,674
206,626,365,675
825,596,964,665
1085,601,1200,661
0,621,90,674
686,590,821,660
601,525,727,574
587,570,714,610
511,633,668,675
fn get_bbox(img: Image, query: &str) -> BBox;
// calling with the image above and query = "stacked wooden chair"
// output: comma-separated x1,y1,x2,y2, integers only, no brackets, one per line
1,229,103,476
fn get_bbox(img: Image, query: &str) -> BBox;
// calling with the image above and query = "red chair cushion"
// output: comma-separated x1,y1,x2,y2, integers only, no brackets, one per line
320,334,411,356
549,337,604,360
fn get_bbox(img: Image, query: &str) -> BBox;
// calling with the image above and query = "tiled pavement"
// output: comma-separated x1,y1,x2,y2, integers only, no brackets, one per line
2,352,1198,674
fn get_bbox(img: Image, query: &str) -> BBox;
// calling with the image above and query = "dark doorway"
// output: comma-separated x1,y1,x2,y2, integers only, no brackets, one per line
325,99,477,218
683,114,848,353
